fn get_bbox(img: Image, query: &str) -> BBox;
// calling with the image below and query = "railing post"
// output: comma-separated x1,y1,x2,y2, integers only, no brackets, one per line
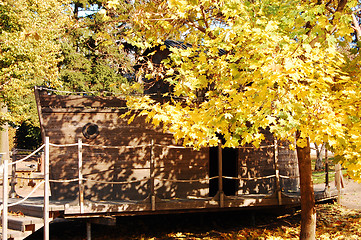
44,137,50,240
2,156,8,240
9,150,17,198
78,138,84,214
325,148,329,189
218,143,224,208
274,139,282,205
150,140,155,211
86,221,91,240
335,163,343,204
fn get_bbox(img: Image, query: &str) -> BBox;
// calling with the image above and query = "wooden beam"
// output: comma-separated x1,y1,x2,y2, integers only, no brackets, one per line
44,137,50,240
274,139,282,205
325,148,329,188
34,87,46,142
38,94,127,109
78,138,84,214
2,157,8,240
87,221,91,240
150,140,156,211
218,143,224,208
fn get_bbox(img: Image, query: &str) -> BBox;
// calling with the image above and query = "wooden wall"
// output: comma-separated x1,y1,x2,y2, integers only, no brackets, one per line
238,130,299,195
35,88,300,202
35,90,209,201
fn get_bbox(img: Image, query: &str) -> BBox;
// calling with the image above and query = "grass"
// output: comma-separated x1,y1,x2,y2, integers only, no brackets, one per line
311,157,347,185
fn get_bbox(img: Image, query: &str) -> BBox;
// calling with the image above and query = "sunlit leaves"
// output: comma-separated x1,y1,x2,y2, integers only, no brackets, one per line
109,0,361,179
162,205,361,240
0,0,70,124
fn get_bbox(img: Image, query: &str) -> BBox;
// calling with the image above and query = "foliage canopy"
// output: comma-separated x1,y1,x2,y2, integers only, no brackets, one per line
105,0,361,180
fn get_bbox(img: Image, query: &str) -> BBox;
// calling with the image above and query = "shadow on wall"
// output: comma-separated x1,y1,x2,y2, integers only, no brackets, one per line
238,135,299,195
38,93,209,201
37,91,299,202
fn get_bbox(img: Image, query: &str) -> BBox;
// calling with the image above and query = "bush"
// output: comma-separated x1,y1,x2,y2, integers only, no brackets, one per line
14,122,41,150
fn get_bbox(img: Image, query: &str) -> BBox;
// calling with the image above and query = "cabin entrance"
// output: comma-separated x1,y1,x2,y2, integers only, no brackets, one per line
209,146,239,197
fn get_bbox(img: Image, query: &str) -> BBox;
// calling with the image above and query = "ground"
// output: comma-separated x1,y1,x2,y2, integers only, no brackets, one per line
340,178,361,210
22,179,361,240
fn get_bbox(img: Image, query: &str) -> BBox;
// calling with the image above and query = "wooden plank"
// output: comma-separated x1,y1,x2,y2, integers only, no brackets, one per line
6,215,43,231
237,178,275,195
41,108,127,113
78,138,84,214
155,183,209,199
273,139,282,205
64,201,152,214
155,199,218,211
50,166,152,200
34,87,46,141
0,228,26,240
39,94,127,108
9,205,45,218
50,165,151,177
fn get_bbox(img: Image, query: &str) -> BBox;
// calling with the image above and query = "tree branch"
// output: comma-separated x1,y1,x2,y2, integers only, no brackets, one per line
352,13,361,42
336,0,347,12
200,5,210,29
187,20,215,39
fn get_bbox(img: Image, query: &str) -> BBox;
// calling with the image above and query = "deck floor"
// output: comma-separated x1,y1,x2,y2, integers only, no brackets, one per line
4,185,338,217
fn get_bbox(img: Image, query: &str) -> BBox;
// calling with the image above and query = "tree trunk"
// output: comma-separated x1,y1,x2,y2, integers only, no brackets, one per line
314,143,325,171
296,133,316,240
0,104,10,161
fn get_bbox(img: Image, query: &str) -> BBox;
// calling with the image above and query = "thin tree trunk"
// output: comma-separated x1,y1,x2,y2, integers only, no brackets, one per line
0,104,9,161
296,133,316,240
314,143,325,171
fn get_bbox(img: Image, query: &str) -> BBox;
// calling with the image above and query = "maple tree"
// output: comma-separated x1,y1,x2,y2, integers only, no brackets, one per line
1,0,360,238
102,0,361,239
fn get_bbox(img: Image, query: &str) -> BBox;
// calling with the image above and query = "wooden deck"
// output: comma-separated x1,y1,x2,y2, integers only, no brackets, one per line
0,185,338,240
8,185,338,217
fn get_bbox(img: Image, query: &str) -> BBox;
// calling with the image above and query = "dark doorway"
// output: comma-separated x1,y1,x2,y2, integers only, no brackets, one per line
209,147,239,197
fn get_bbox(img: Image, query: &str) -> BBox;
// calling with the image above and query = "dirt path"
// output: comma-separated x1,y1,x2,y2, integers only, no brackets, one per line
339,178,361,210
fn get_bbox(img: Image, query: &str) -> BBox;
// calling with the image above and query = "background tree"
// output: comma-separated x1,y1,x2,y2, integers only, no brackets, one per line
1,0,136,147
314,143,325,171
0,0,69,124
59,0,134,93
108,0,361,239
0,0,70,158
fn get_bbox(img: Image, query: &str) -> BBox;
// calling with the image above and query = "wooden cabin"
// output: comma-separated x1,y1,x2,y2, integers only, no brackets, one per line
29,41,338,216
33,86,306,211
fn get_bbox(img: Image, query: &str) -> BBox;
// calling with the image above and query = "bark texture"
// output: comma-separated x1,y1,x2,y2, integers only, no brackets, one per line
297,134,316,240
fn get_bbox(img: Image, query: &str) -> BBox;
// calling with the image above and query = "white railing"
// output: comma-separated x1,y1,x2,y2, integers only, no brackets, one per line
1,137,340,240
1,143,49,240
